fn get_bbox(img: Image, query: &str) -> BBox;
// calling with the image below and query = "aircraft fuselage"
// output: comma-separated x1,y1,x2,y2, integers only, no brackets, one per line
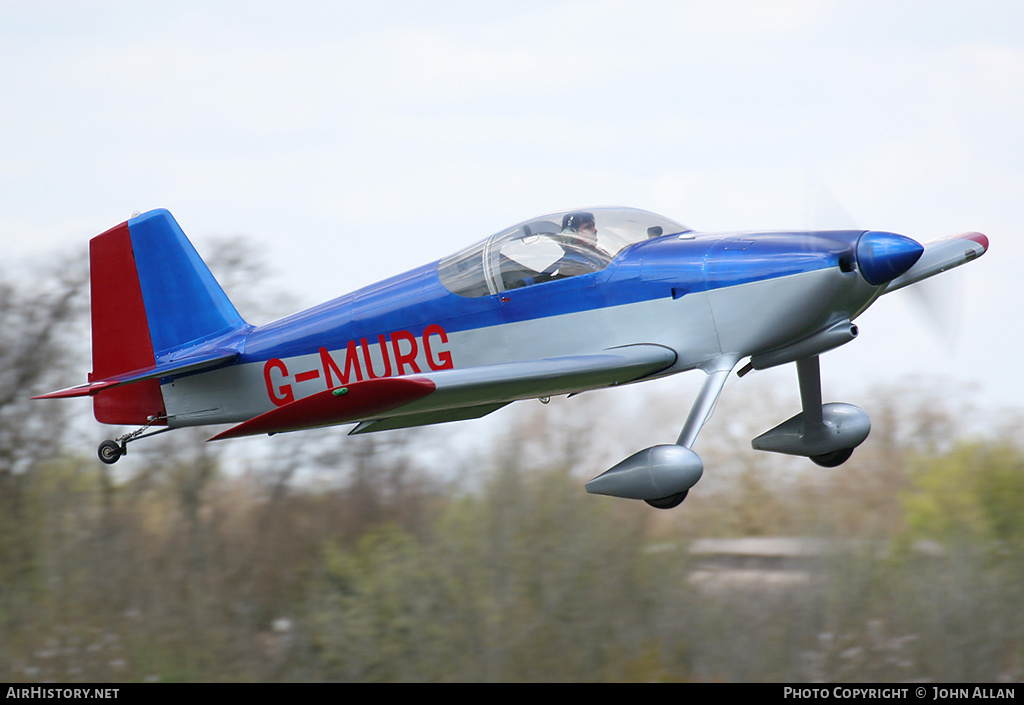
161,228,880,429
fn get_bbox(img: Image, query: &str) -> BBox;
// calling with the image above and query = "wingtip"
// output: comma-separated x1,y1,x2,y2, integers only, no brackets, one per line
956,231,989,253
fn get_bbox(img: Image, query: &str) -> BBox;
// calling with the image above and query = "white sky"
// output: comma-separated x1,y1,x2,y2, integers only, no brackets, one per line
3,0,1022,413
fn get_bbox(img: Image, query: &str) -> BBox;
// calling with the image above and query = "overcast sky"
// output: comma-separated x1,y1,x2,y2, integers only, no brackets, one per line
3,1,1022,414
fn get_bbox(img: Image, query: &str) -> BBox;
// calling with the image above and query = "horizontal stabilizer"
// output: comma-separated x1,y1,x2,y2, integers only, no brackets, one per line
883,232,988,293
34,349,239,400
208,376,437,440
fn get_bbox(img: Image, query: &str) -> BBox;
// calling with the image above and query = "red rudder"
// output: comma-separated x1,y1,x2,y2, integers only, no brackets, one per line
88,222,166,425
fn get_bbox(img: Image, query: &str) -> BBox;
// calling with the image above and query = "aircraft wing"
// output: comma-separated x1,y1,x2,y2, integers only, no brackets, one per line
882,232,988,294
209,343,677,441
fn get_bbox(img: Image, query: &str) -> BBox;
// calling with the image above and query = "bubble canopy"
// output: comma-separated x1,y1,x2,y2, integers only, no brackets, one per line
438,207,691,298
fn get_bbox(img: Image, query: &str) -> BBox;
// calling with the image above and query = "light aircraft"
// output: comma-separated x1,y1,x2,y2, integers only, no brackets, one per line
35,207,988,508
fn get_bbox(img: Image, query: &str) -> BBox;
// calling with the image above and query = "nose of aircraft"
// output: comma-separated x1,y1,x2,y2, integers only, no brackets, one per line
855,231,924,286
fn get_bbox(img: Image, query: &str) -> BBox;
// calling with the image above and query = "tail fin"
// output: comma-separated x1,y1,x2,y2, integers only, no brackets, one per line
88,209,247,424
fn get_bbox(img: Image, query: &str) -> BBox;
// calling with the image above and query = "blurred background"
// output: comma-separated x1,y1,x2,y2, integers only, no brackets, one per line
2,1,1023,682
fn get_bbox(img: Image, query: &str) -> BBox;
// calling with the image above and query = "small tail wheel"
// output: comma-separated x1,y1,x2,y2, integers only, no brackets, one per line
98,440,124,465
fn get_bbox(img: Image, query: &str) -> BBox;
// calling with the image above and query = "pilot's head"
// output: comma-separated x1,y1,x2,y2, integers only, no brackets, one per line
562,211,597,239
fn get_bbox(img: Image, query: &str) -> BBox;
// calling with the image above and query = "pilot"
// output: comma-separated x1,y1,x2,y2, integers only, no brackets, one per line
553,211,611,276
510,211,613,288
565,211,598,235
561,211,599,244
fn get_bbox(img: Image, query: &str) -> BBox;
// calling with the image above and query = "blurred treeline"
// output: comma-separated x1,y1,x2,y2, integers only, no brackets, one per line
1,244,1022,683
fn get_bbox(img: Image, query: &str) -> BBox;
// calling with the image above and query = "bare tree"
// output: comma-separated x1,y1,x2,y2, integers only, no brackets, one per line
0,257,89,474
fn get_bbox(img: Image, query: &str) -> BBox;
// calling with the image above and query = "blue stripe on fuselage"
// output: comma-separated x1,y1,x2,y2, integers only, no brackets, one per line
240,230,864,362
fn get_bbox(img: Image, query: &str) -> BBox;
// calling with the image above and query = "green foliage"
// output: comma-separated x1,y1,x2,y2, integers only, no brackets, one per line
901,441,1024,546
309,466,680,682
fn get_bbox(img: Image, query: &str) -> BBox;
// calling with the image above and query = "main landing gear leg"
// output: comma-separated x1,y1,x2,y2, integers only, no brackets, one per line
796,357,852,467
97,416,171,465
642,362,735,509
585,357,739,510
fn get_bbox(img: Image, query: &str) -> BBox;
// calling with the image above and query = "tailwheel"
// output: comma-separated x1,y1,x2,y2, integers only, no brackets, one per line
96,415,171,464
645,490,688,510
97,440,125,465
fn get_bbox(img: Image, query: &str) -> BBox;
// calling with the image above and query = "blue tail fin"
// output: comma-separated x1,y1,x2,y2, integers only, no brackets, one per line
126,209,247,357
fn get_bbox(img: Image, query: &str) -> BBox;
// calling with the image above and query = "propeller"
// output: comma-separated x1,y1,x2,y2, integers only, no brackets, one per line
800,175,959,343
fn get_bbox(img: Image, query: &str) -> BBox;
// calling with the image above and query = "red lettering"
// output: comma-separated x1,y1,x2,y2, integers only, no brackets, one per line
320,341,363,387
390,330,421,374
295,369,321,383
360,335,393,379
422,324,454,370
264,358,294,407
268,326,450,402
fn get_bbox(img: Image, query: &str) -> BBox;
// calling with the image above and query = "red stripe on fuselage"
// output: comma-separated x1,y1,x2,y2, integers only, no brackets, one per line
89,222,167,425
